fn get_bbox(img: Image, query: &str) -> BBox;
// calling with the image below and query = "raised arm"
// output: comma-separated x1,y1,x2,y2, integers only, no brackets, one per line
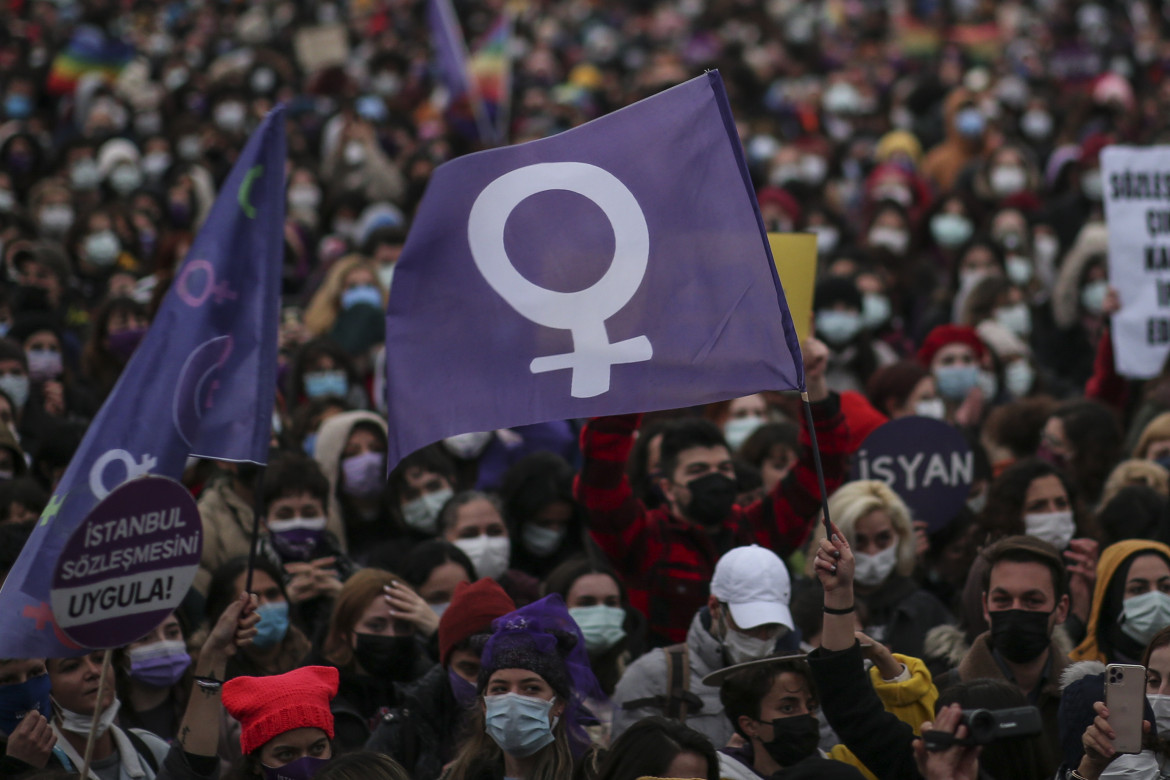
810,526,923,780
745,338,851,555
162,593,259,780
572,413,651,576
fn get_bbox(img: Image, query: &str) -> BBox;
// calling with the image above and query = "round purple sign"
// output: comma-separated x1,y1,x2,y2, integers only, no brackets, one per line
848,416,974,533
50,475,201,649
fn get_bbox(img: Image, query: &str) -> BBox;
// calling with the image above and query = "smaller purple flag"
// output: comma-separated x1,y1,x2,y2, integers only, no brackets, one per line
0,108,285,658
384,71,804,470
427,0,473,99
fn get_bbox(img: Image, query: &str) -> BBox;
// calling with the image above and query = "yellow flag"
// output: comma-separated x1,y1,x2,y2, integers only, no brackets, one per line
768,233,818,344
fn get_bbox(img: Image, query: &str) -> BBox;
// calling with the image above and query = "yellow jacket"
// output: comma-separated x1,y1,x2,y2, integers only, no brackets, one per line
827,653,939,780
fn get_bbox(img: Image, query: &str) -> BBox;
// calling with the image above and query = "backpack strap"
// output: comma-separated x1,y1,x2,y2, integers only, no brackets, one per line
125,729,160,774
620,643,702,724
664,643,690,723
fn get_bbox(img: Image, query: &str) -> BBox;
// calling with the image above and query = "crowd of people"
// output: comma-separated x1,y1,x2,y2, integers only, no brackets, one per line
4,0,1170,778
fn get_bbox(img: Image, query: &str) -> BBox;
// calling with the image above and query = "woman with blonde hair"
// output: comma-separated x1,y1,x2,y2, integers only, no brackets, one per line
1100,459,1170,507
312,568,438,750
1133,412,1170,464
303,255,387,354
812,480,953,656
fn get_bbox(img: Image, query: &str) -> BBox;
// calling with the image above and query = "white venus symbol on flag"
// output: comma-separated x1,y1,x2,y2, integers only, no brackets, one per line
467,162,654,399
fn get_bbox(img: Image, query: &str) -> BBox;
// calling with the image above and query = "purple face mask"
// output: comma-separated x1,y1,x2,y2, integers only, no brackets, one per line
127,639,191,688
341,450,385,498
267,517,326,561
107,327,147,361
448,667,477,708
262,755,330,780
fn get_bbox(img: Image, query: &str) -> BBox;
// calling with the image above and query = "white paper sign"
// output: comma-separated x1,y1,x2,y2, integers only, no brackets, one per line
1103,146,1170,378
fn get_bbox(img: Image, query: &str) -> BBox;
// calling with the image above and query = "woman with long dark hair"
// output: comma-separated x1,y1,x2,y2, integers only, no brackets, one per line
443,595,605,780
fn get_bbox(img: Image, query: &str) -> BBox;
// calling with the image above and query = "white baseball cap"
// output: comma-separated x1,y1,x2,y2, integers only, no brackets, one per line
710,545,793,630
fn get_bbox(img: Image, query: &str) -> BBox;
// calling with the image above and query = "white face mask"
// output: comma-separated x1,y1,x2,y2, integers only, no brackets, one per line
995,303,1032,337
377,263,396,292
1005,255,1034,286
444,431,493,459
723,416,764,451
868,226,909,255
915,398,946,420
1004,360,1035,398
1024,510,1075,550
1147,694,1170,739
522,523,566,557
56,696,121,738
719,613,777,665
989,165,1028,197
454,535,511,580
854,544,898,587
401,488,453,534
344,141,366,166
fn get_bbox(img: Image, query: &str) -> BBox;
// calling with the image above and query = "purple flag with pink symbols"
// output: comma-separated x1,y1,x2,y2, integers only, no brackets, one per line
0,108,284,657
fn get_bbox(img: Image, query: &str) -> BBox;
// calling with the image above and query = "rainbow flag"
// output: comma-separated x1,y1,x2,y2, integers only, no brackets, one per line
470,13,512,143
46,25,135,96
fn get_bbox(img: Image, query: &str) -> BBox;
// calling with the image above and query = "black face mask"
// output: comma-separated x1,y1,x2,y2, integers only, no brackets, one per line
353,633,418,681
988,608,1052,664
759,713,820,767
683,473,736,526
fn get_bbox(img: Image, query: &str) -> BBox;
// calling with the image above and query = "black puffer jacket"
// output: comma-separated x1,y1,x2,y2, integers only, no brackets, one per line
364,663,473,779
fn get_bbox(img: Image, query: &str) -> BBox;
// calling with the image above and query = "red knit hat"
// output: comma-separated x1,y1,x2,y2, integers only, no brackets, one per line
916,325,986,367
439,578,516,666
222,665,339,755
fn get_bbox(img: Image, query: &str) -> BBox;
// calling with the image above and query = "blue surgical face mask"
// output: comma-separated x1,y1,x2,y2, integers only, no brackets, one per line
1120,589,1170,646
569,605,627,653
723,416,764,451
401,488,453,534
340,284,382,311
302,432,319,457
253,601,290,648
956,107,985,139
930,213,973,249
934,365,980,401
304,370,348,399
0,673,51,736
1081,280,1109,315
815,309,863,346
861,293,892,329
0,373,29,409
484,692,557,757
4,94,32,119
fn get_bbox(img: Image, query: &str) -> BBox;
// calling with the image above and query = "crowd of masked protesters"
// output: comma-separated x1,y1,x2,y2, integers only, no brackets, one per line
7,0,1170,778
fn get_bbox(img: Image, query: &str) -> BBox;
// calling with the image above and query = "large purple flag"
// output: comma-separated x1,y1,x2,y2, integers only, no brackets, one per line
0,108,285,657
384,71,803,470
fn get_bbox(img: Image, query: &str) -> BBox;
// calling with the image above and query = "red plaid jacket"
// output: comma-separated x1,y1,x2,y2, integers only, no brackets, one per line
573,394,850,647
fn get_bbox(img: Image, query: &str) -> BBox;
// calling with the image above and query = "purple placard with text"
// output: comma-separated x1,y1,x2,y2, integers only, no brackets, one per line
50,476,201,649
849,416,973,532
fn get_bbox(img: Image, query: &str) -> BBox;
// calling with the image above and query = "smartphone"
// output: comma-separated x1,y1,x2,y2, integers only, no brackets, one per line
1105,663,1146,754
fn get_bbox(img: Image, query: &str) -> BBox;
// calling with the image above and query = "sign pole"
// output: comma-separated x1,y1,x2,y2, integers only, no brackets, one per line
79,649,112,780
244,466,267,594
801,392,833,538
